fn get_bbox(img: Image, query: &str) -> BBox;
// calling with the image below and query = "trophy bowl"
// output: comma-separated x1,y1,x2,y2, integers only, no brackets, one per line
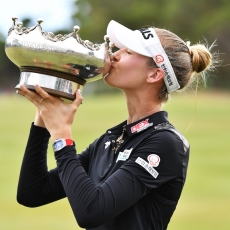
5,17,113,101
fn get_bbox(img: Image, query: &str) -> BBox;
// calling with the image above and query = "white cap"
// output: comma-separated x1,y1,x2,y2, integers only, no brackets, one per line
107,20,180,93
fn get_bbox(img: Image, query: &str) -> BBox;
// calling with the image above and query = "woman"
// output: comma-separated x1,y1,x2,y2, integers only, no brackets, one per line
17,20,213,230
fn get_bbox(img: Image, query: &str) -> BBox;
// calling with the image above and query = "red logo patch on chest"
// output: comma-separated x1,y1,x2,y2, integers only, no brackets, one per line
131,119,153,133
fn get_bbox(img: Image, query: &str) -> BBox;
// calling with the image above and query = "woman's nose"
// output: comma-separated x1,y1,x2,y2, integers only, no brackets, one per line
112,50,121,62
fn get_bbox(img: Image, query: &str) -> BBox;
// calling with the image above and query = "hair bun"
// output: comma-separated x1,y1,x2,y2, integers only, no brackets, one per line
189,44,212,73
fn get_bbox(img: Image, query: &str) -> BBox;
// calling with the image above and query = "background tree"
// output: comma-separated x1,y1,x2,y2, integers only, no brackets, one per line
73,0,230,89
1,0,229,91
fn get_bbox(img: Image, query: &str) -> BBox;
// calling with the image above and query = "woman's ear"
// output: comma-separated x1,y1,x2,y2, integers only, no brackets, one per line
146,68,164,84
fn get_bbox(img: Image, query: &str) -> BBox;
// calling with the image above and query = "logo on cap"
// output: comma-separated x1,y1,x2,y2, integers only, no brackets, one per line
160,63,173,86
139,28,154,40
155,55,164,64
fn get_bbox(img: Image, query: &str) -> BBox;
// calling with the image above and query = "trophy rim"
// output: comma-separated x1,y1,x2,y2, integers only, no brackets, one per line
16,71,84,101
18,84,76,101
20,66,87,86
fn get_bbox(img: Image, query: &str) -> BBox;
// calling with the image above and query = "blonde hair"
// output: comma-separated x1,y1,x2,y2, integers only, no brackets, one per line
147,28,215,102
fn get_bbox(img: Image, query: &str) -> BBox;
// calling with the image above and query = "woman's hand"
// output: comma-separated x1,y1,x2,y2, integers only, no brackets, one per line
18,85,83,142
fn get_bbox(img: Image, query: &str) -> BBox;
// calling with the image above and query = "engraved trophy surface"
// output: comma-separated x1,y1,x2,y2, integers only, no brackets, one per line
5,17,113,101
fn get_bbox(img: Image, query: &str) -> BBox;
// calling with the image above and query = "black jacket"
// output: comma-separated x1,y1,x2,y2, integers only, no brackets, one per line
17,111,190,230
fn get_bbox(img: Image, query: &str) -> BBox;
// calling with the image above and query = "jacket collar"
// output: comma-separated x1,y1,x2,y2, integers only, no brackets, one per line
107,111,169,137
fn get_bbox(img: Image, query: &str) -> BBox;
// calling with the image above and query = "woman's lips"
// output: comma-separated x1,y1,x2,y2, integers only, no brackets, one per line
103,66,114,78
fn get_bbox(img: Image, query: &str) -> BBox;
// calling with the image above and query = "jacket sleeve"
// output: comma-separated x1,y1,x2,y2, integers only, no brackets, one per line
17,123,90,207
54,130,188,228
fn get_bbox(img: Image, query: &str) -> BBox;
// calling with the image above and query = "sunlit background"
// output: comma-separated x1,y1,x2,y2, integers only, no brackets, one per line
0,0,230,229
0,0,76,36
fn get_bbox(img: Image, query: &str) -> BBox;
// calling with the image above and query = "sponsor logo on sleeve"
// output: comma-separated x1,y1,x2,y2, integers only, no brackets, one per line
116,148,133,162
135,157,159,178
131,119,153,133
147,154,160,167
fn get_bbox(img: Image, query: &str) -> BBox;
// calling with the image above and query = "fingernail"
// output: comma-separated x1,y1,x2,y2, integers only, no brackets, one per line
16,89,21,95
77,89,81,94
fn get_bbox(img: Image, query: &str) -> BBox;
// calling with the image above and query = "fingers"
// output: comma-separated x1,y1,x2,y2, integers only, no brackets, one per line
35,85,65,105
34,85,50,100
17,84,82,111
17,85,44,108
72,89,83,109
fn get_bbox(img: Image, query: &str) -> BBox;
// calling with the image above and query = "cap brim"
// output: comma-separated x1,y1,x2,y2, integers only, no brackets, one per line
107,20,151,57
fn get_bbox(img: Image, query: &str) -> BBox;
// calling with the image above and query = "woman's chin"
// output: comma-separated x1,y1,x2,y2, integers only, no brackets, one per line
103,75,115,87
103,75,112,86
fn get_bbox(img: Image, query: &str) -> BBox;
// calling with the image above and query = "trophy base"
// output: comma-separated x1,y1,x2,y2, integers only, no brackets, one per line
16,71,84,102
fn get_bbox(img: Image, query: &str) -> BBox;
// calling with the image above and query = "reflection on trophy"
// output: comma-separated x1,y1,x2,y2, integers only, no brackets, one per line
5,17,114,101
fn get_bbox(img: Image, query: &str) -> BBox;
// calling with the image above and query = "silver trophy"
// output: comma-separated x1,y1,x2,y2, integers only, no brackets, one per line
5,17,113,101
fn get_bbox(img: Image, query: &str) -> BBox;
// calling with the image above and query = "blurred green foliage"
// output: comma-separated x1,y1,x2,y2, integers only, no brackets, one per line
73,0,230,89
1,0,230,90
